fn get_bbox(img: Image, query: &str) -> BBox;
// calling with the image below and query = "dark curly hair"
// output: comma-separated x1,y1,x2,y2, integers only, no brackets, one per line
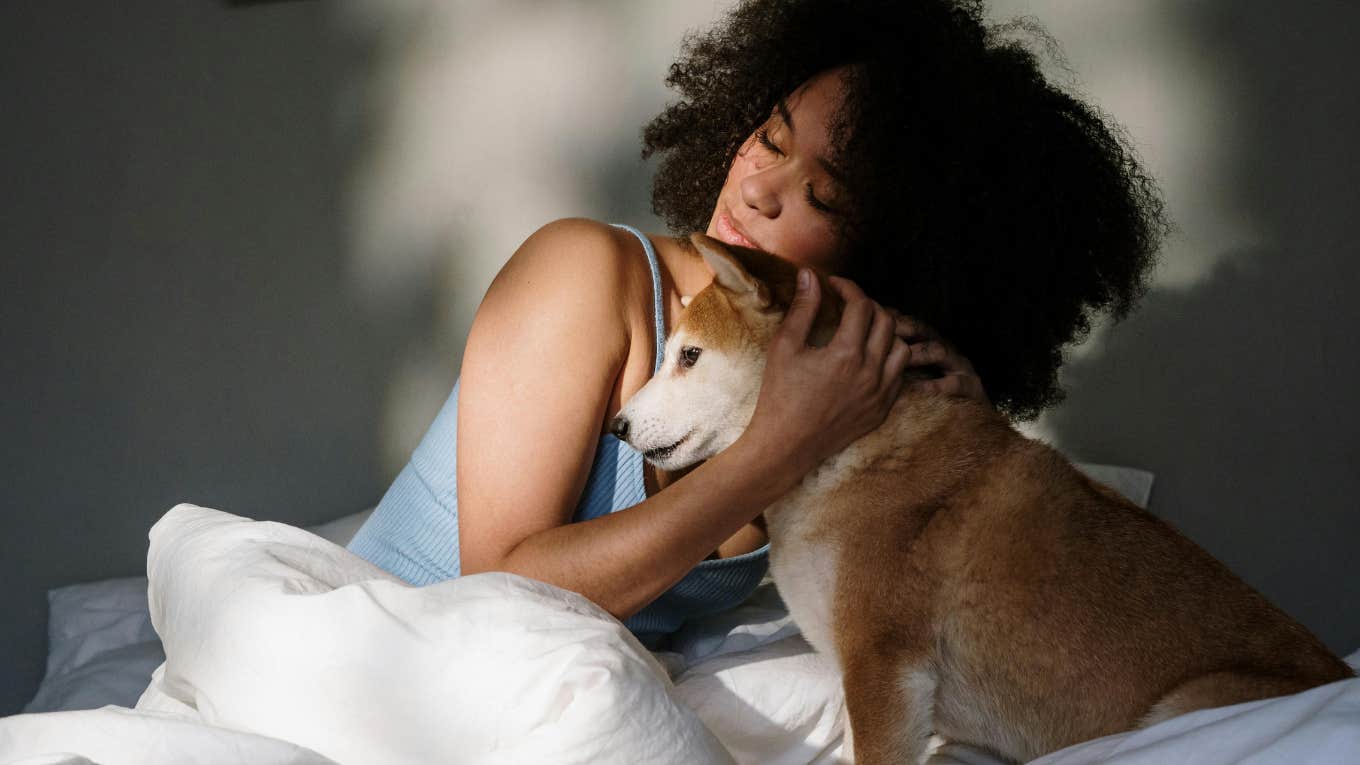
642,0,1169,421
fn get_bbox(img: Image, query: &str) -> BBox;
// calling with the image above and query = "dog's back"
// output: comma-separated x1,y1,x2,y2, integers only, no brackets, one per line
777,392,1353,763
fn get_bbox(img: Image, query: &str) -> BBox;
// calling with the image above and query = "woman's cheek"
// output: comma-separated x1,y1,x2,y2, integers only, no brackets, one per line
795,225,842,271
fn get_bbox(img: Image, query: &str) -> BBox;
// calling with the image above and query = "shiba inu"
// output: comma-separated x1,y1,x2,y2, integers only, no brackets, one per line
611,233,1354,764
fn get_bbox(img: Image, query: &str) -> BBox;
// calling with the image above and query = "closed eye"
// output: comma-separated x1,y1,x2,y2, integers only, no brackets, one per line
758,127,838,215
756,127,783,156
805,183,835,213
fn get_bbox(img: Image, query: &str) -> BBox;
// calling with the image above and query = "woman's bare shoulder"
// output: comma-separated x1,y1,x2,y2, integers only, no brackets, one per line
478,218,653,341
497,218,642,288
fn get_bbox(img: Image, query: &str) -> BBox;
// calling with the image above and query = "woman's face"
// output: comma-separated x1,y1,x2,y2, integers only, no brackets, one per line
706,67,851,273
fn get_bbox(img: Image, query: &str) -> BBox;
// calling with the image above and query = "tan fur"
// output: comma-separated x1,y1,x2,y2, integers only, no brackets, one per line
672,235,1355,764
675,287,750,354
684,234,844,349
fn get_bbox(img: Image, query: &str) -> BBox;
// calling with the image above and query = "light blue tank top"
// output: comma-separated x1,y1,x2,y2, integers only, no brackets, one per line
347,224,770,648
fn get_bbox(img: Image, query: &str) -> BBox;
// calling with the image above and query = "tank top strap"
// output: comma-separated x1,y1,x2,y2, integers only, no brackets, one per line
610,223,666,375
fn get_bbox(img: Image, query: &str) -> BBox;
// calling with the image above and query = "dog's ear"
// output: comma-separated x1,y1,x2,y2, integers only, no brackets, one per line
689,233,771,307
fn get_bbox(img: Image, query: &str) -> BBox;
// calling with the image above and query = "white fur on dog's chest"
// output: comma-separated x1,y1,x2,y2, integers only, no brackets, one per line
767,497,840,664
765,447,869,667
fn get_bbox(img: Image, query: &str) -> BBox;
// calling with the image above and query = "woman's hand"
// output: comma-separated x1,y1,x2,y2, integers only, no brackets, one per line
882,307,991,407
742,270,913,476
741,271,991,477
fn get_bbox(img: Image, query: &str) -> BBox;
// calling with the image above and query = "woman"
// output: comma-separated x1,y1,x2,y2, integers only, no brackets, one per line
348,0,1167,650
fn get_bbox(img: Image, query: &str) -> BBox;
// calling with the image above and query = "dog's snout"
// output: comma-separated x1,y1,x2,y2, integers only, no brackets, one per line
609,415,629,442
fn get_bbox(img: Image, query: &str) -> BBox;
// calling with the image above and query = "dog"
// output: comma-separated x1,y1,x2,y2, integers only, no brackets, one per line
611,233,1354,764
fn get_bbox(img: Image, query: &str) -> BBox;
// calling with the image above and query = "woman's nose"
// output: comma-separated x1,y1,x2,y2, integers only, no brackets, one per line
739,167,783,219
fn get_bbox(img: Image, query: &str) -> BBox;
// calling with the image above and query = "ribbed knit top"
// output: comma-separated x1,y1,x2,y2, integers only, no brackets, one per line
346,224,770,648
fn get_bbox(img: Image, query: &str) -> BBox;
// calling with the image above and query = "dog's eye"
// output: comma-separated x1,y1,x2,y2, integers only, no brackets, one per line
679,346,702,369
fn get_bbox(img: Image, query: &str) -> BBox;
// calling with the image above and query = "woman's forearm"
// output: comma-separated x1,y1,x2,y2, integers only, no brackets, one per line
492,431,802,621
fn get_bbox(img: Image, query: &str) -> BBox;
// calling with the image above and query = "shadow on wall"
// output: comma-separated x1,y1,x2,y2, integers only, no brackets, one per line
1042,2,1360,653
337,1,735,475
0,1,396,716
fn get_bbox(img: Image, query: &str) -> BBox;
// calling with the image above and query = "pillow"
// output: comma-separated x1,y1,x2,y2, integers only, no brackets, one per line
24,577,161,713
38,576,158,686
23,640,165,715
1074,462,1155,509
25,507,376,713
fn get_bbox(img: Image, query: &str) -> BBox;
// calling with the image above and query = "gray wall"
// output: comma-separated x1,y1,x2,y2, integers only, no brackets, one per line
2,0,1357,718
1,2,389,713
1007,1,1360,659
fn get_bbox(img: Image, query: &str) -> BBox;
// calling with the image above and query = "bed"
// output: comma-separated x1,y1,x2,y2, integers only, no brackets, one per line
3,465,1357,765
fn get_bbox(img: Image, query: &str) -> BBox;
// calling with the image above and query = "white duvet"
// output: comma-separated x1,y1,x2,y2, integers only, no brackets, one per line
2,503,1357,765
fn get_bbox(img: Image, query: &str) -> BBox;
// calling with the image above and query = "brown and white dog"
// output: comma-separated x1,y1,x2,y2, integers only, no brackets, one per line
613,233,1353,764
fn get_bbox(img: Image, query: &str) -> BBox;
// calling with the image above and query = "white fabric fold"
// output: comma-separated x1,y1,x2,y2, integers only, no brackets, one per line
134,503,734,765
4,502,1355,765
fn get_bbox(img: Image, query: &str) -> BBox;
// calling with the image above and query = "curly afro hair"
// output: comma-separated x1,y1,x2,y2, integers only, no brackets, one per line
642,0,1170,421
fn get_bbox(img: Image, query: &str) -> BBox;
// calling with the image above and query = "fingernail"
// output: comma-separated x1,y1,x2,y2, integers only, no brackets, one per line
798,269,811,291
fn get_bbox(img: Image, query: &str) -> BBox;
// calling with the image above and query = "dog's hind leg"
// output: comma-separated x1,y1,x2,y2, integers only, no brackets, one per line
841,652,936,765
1139,671,1317,728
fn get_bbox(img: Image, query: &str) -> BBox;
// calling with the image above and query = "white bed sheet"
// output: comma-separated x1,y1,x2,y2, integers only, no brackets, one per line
6,466,1357,765
16,463,1149,719
0,705,337,765
1029,664,1360,764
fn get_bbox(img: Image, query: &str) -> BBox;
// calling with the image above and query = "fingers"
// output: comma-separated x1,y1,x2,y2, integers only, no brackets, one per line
853,300,995,407
905,337,978,375
908,371,991,406
824,277,902,386
828,278,906,403
826,276,874,351
881,337,911,391
776,274,987,409
885,309,940,344
775,269,821,348
904,340,950,369
865,304,896,367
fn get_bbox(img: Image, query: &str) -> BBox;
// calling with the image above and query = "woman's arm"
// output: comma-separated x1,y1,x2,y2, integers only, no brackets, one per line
458,220,908,620
492,421,804,620
455,219,639,579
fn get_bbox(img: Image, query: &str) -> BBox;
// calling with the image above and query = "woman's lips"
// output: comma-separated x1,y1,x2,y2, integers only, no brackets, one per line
716,210,761,250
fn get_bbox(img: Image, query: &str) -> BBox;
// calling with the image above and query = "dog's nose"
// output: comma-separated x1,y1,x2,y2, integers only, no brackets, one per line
609,415,629,442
